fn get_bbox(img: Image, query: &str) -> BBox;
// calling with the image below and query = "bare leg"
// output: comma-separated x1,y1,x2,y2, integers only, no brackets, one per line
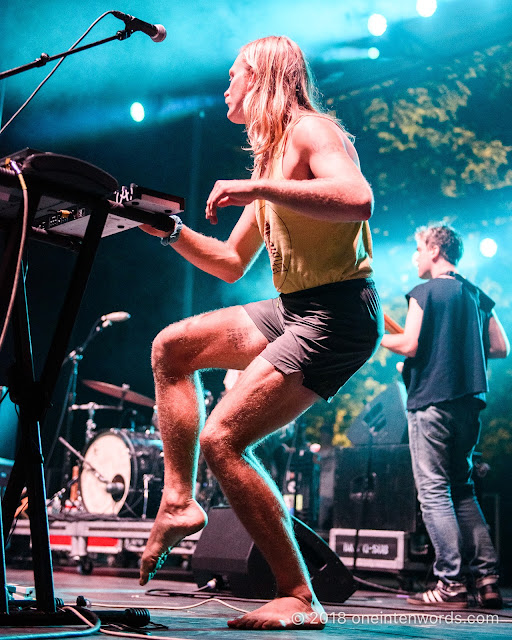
199,357,325,630
139,306,269,585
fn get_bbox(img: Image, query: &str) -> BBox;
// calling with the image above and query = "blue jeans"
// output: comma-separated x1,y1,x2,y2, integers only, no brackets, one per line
408,397,499,585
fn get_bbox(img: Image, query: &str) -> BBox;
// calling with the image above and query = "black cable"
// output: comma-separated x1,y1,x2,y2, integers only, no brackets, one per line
143,585,512,621
0,606,100,639
353,574,411,594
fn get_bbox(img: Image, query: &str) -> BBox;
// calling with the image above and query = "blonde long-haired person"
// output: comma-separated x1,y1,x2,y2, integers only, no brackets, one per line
140,36,383,629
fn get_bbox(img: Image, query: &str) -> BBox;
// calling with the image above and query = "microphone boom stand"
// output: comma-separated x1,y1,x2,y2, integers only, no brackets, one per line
58,318,108,494
0,30,133,81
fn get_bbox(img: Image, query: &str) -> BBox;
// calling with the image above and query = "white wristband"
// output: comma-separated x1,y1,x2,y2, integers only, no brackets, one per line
160,215,183,246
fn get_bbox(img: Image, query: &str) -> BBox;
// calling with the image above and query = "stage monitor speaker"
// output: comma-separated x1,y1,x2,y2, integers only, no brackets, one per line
345,381,408,446
333,444,419,533
192,506,355,603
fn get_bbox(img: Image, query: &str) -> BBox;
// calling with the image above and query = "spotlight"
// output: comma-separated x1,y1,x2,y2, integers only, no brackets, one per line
367,14,387,37
416,0,437,18
368,47,380,59
130,102,145,123
479,238,497,258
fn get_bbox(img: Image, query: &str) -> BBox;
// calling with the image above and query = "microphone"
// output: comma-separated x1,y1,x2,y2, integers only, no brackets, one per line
100,311,131,328
112,11,167,42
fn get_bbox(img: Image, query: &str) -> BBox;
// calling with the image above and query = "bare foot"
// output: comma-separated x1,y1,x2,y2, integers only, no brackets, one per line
227,596,326,630
139,499,207,585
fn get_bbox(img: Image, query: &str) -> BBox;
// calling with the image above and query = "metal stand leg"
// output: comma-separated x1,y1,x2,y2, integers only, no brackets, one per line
0,500,8,613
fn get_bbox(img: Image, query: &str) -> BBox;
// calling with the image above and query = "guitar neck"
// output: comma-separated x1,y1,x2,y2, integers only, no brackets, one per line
384,313,404,335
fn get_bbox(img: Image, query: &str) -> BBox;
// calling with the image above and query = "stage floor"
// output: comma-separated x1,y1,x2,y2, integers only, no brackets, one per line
2,567,511,639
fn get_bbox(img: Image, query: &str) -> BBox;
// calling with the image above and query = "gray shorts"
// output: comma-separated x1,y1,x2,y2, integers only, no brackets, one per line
244,279,383,401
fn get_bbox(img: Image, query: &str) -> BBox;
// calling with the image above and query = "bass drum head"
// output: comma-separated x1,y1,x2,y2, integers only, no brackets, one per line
80,430,133,515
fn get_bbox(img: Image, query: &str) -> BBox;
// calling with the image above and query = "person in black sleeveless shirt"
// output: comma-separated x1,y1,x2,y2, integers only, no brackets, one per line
381,224,509,609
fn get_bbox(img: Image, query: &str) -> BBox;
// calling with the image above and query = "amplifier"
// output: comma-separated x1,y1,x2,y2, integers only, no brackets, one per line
333,444,419,533
329,528,430,572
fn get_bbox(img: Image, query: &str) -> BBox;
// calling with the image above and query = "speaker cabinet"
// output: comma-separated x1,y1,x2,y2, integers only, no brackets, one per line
334,444,419,533
192,506,355,603
345,382,408,446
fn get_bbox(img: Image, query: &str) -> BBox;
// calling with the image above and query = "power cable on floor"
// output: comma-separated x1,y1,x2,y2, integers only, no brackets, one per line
89,597,249,614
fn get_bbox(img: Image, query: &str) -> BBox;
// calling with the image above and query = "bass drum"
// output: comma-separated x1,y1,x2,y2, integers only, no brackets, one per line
80,429,163,518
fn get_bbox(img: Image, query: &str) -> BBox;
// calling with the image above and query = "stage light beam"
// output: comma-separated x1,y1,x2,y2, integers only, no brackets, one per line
479,238,497,258
416,0,437,18
367,14,387,37
130,102,145,122
368,47,380,59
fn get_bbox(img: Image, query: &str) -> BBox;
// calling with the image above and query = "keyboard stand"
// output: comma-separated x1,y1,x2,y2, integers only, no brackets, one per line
0,172,111,622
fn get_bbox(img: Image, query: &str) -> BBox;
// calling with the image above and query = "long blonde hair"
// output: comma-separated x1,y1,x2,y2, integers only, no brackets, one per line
240,36,351,176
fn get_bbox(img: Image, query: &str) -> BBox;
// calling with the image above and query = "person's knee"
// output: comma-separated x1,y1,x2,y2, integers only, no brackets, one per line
151,320,193,377
200,422,241,468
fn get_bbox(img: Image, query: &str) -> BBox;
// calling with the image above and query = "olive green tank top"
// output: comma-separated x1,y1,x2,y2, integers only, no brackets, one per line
255,115,374,294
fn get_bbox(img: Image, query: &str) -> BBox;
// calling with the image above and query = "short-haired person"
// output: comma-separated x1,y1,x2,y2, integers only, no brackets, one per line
380,224,509,609
140,36,382,629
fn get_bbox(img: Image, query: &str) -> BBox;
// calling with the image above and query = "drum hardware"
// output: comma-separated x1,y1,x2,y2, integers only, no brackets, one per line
142,474,154,520
59,434,140,517
59,436,137,517
82,379,155,408
58,436,108,485
69,401,122,442
204,389,214,414
79,430,163,518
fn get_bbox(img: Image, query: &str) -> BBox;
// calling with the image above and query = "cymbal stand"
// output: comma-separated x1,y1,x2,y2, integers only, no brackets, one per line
142,474,154,520
85,404,98,443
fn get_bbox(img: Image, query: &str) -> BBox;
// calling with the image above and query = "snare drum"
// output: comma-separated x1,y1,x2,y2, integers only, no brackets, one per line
79,429,163,518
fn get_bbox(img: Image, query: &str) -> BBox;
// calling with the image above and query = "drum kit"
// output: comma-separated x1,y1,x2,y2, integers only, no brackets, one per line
58,376,296,522
58,379,220,520
58,379,162,519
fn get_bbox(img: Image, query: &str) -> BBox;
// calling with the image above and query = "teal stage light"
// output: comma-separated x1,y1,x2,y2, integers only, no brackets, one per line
479,238,498,258
367,14,387,37
368,47,380,60
416,0,437,18
130,102,145,122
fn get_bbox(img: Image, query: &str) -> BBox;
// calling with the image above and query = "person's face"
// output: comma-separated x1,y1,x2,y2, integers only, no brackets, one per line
224,54,253,124
415,237,436,279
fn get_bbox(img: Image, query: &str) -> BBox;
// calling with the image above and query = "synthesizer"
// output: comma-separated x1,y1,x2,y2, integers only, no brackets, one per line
0,149,185,238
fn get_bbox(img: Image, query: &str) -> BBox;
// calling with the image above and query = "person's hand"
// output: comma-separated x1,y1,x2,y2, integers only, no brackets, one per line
139,223,170,238
205,179,259,224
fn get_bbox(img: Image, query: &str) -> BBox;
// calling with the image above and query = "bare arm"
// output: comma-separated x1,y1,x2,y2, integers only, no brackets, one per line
380,298,423,358
140,203,263,283
487,310,510,359
206,116,373,224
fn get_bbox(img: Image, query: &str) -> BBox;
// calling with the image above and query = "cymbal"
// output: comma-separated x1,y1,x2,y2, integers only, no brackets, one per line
82,380,155,408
